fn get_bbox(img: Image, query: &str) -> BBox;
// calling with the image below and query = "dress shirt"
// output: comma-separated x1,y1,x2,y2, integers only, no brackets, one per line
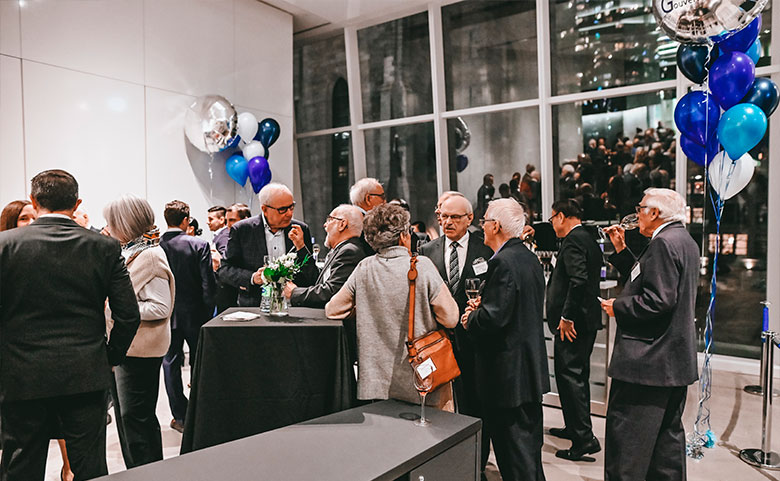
651,221,674,240
444,232,469,282
263,215,286,261
36,213,72,220
211,226,226,243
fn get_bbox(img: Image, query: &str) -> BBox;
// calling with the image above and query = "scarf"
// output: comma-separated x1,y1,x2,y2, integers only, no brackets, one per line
121,227,161,264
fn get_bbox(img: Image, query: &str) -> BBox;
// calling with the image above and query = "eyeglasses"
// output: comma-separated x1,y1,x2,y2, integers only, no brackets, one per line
325,215,344,223
264,202,296,215
635,205,650,214
439,213,469,221
547,212,560,223
479,218,497,227
367,192,386,200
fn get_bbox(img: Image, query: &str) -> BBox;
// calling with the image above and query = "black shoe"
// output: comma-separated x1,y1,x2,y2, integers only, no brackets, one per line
555,436,601,462
548,427,572,440
170,419,185,433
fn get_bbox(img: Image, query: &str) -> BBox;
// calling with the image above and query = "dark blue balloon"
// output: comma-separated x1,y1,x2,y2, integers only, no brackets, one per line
256,118,281,149
718,16,762,53
677,45,718,84
674,91,720,147
248,156,272,193
741,77,779,117
456,154,468,173
709,51,755,110
224,135,241,150
680,133,719,166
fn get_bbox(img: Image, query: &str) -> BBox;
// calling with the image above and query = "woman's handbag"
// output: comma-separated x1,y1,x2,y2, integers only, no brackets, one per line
405,255,461,391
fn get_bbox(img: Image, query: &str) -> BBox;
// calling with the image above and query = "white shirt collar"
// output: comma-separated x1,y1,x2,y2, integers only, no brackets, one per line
167,227,184,233
446,231,469,249
214,226,226,236
652,221,674,239
37,213,72,220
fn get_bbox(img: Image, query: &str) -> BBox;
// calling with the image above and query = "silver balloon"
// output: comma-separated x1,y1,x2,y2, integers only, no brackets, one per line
183,95,238,153
653,0,767,44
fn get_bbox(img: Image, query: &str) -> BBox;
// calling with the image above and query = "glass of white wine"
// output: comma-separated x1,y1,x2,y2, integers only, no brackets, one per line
465,278,480,301
598,213,640,240
412,366,433,427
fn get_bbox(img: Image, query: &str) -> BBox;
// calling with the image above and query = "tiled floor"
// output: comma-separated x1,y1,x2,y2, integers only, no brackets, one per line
40,365,780,480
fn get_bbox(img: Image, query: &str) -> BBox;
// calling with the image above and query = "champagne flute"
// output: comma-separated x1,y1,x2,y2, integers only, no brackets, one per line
413,367,433,427
312,244,320,262
619,213,639,230
465,278,480,301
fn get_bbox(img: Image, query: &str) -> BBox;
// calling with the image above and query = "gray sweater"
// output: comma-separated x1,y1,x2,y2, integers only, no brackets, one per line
326,246,458,404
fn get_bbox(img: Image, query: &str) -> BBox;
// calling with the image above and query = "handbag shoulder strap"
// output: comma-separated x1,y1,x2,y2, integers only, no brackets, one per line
407,254,418,343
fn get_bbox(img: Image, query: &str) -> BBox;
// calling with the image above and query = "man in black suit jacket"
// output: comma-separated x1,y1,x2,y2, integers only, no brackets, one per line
463,199,549,481
545,199,603,461
218,183,317,307
0,170,140,480
160,200,217,432
212,203,252,313
419,193,493,474
283,205,367,308
207,205,229,257
601,188,699,481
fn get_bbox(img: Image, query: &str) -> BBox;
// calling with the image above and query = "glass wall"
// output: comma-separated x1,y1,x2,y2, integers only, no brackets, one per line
294,34,349,132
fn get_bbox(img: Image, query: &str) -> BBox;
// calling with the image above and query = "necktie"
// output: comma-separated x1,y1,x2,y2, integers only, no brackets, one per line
448,242,460,293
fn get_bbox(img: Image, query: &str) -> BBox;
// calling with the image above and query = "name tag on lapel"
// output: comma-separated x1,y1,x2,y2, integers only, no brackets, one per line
551,254,557,268
631,263,641,282
472,258,488,276
323,266,332,282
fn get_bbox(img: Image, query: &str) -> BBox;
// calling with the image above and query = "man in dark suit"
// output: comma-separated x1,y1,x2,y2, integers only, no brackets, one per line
219,183,317,307
283,204,367,308
160,200,217,433
0,169,140,480
207,205,228,256
462,198,549,481
212,203,252,313
601,188,699,481
545,199,603,461
419,193,493,474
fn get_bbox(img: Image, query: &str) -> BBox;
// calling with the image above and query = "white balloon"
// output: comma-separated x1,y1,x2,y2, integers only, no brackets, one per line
708,151,755,200
242,140,266,161
237,112,258,143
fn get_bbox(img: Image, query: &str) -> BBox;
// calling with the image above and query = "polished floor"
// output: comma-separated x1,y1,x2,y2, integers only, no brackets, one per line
41,365,780,480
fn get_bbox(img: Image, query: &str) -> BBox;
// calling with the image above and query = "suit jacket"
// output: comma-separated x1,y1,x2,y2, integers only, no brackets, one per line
160,231,216,330
217,216,317,306
466,238,550,407
213,227,229,257
545,225,603,334
289,237,367,308
0,217,140,401
608,222,699,387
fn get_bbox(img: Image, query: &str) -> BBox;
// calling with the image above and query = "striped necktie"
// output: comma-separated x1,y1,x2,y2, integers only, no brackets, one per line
448,241,460,293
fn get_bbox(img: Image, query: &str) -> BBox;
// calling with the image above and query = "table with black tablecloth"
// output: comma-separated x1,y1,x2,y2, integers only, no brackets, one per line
180,307,356,453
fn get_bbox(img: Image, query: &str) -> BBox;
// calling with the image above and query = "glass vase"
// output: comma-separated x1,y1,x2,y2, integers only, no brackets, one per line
269,282,288,317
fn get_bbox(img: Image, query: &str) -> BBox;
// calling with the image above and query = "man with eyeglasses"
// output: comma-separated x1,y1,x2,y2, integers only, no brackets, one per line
349,177,386,214
600,188,699,481
218,183,317,307
282,205,367,308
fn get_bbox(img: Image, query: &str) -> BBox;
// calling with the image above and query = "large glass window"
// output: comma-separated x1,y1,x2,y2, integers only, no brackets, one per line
442,1,538,110
297,134,353,248
358,12,433,123
365,122,439,231
446,108,541,221
550,0,676,95
552,89,677,221
294,35,349,133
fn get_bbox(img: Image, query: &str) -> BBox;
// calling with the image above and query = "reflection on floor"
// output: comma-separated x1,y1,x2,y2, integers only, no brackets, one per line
41,366,780,481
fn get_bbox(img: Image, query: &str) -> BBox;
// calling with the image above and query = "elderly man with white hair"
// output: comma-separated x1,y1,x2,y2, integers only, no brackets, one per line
218,182,317,307
461,198,549,481
283,204,368,308
349,177,385,214
600,188,699,481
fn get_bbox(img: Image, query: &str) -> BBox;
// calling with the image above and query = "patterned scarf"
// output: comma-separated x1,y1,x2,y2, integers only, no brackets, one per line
121,227,160,264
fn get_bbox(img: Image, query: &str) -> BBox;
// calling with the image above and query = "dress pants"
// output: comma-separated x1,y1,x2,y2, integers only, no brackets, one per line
483,402,545,481
605,380,688,481
111,356,164,469
452,328,491,471
553,329,597,445
163,325,201,423
0,390,108,481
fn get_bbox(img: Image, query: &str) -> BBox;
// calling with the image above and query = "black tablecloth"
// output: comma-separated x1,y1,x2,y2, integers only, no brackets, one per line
180,307,356,453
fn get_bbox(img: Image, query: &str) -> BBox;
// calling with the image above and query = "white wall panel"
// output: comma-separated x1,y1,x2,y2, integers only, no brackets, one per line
234,0,292,115
20,0,143,84
0,1,21,57
144,0,235,99
22,61,146,227
0,55,27,202
145,87,237,231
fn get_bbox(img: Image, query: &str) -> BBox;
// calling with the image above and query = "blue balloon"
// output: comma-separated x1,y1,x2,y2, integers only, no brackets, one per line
224,135,241,151
674,91,720,147
709,51,755,110
225,154,249,186
680,133,719,166
742,78,779,117
718,103,767,159
256,118,281,149
677,45,718,84
746,38,762,65
248,156,272,193
456,154,468,173
718,16,762,53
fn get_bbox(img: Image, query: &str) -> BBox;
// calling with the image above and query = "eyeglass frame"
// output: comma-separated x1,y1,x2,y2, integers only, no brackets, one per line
635,204,651,214
325,215,344,223
264,201,296,215
367,191,386,201
439,212,470,222
479,218,498,228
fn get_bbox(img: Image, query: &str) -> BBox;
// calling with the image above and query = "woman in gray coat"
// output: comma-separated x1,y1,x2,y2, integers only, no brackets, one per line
326,203,458,407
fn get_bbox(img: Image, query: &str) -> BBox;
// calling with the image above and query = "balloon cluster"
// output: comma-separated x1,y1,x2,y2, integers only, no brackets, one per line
672,14,776,200
184,96,281,194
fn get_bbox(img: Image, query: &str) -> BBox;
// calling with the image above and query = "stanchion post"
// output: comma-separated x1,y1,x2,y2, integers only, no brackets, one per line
740,330,780,469
745,301,776,396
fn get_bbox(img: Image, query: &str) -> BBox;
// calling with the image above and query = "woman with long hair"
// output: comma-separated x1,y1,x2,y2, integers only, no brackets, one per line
0,200,36,231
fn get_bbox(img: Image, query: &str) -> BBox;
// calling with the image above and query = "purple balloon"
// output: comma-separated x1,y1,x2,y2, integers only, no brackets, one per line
225,154,249,186
248,156,272,193
674,91,720,147
718,16,762,53
709,51,756,110
680,133,719,166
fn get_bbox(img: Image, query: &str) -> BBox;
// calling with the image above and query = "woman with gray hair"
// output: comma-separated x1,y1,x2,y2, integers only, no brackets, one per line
104,195,175,468
326,204,459,408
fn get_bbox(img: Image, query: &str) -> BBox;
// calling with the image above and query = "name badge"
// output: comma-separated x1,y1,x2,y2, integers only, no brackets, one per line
323,266,331,282
416,358,437,379
551,254,557,268
472,257,488,276
631,263,641,282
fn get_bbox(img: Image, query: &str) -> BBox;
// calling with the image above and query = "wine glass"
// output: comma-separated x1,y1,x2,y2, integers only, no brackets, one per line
619,213,639,230
465,278,480,301
412,367,433,427
312,244,321,262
